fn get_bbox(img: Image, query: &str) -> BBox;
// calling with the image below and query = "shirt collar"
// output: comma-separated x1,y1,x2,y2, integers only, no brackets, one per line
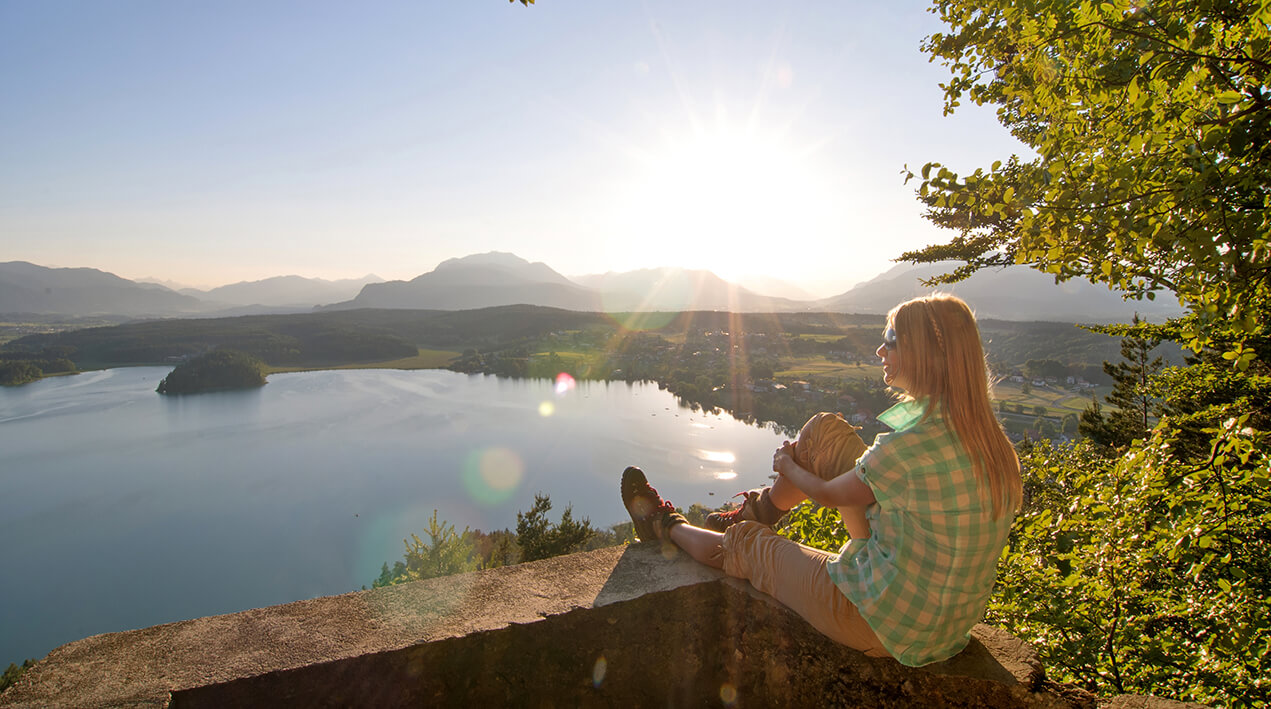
877,399,933,431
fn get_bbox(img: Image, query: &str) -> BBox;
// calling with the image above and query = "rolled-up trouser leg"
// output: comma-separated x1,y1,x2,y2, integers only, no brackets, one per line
721,521,889,658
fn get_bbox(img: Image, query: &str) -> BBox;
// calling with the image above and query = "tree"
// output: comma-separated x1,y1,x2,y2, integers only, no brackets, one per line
1079,317,1165,447
992,438,1269,706
1,660,36,695
907,0,1270,358
748,358,775,382
156,349,266,394
904,2,1271,703
1024,358,1067,380
0,361,41,386
373,510,479,587
515,494,594,563
1061,412,1079,436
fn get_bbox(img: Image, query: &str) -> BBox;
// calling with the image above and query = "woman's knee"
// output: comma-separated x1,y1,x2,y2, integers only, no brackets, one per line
720,521,772,579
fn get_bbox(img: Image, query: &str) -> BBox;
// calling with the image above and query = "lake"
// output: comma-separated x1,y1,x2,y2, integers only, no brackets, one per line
0,367,789,664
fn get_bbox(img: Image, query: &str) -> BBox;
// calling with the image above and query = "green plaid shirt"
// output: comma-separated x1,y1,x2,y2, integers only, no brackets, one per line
826,400,1014,666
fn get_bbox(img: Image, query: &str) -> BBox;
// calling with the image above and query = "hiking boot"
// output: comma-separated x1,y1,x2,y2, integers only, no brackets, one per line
621,466,686,542
705,486,785,532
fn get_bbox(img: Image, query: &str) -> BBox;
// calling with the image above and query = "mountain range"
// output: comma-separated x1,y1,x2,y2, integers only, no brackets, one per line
185,274,382,311
0,253,1183,323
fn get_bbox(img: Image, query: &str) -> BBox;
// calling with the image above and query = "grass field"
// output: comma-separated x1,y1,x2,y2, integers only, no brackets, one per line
794,333,852,343
993,381,1108,415
265,348,460,374
775,356,883,383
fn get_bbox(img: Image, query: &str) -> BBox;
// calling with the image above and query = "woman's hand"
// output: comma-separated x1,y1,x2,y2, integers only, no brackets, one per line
772,440,797,476
773,440,878,509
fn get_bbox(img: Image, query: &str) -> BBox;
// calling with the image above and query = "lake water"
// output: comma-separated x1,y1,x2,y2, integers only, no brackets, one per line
0,367,788,664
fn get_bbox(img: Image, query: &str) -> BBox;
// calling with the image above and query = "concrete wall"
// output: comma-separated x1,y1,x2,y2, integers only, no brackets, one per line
0,544,1198,708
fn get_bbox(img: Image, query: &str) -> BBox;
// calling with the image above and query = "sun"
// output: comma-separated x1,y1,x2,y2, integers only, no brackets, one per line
612,125,842,280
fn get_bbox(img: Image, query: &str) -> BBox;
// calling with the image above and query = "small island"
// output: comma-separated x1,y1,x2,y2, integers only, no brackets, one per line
156,349,267,395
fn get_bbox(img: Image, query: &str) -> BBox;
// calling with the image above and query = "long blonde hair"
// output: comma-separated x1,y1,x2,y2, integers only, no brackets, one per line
888,294,1022,517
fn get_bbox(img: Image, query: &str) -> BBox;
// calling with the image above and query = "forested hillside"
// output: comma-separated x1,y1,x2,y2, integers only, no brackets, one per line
2,306,1137,377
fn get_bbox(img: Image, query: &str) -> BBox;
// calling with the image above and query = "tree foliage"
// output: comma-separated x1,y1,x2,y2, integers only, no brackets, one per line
883,3,1271,701
373,510,480,588
155,349,267,395
908,0,1270,356
778,502,850,552
1079,318,1166,447
993,437,1269,705
0,659,36,696
372,495,602,589
515,493,594,562
0,361,42,387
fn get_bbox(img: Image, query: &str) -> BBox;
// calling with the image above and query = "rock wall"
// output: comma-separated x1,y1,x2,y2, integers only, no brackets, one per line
0,544,1199,708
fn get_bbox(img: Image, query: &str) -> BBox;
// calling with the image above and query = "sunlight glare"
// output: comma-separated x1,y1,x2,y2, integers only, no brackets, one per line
699,450,737,464
615,126,840,279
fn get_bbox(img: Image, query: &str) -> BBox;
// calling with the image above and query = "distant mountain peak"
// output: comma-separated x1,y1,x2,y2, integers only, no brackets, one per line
820,261,1183,323
415,252,576,287
435,251,534,270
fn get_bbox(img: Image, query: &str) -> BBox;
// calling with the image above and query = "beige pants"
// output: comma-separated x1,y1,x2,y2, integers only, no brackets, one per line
720,521,890,658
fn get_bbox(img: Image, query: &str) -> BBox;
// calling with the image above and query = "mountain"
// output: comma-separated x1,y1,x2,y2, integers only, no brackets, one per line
818,261,1185,323
190,274,383,308
0,261,210,317
572,268,798,312
135,277,200,292
329,254,801,313
733,275,819,302
328,252,599,311
3,254,1188,322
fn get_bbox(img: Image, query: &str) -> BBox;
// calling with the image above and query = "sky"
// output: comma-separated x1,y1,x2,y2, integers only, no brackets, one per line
0,1,1026,297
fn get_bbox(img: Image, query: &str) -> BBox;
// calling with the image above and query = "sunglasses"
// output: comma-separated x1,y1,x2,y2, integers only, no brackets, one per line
883,328,898,351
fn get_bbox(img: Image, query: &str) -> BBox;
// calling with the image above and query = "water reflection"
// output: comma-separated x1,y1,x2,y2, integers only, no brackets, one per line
0,367,786,664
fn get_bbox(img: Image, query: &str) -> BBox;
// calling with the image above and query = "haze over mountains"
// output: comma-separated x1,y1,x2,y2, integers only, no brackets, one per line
1,253,1183,323
188,275,382,311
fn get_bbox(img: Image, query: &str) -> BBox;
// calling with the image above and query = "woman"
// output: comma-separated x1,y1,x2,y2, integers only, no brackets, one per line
620,293,1022,666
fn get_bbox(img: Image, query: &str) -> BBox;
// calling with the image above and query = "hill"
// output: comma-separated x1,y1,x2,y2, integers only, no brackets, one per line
819,262,1185,323
3,254,1189,324
328,252,599,311
0,261,210,317
189,274,383,308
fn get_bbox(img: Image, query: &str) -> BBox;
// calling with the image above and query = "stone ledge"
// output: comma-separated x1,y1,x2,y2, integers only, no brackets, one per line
0,544,1182,708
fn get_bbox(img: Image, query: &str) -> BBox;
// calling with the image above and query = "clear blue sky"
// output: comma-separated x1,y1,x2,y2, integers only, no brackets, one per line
0,1,1024,295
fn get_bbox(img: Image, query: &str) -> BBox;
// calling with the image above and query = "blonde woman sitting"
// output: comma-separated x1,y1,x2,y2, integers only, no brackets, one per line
621,294,1022,666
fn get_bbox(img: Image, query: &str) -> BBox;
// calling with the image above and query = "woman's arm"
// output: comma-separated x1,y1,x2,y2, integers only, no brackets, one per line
773,441,877,508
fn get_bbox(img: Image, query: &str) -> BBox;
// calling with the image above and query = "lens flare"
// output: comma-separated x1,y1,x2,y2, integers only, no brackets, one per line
720,683,738,705
538,401,555,417
462,447,524,506
713,471,738,480
592,655,607,687
555,372,576,395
